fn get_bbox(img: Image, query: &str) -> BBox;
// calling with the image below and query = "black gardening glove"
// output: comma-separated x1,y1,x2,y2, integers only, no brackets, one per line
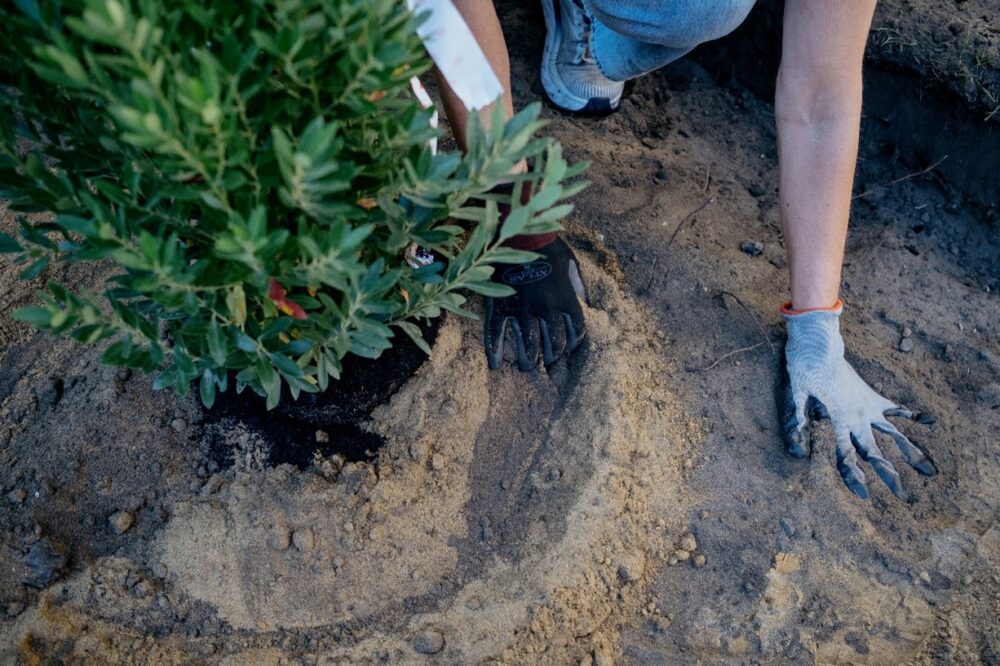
485,236,587,370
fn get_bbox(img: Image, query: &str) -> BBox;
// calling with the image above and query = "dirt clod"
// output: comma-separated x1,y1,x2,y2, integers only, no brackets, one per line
292,528,315,552
412,628,445,654
21,537,67,588
108,511,134,534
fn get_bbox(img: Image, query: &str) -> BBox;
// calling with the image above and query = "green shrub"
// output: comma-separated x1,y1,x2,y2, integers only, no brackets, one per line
0,0,586,408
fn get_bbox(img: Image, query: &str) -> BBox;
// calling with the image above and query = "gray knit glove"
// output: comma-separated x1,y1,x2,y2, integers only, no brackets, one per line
782,301,935,499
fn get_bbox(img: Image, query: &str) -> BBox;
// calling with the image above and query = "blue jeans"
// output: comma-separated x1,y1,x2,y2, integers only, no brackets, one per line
582,0,757,81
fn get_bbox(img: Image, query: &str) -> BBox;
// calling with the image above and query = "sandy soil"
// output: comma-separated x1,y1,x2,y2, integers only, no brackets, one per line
2,2,998,664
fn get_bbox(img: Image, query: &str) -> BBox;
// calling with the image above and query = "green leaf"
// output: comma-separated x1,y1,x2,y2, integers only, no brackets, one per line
13,0,41,22
226,286,247,327
20,257,49,280
395,321,432,355
484,247,539,264
102,339,132,365
13,306,52,328
207,319,227,365
464,280,514,298
199,370,216,408
0,232,23,254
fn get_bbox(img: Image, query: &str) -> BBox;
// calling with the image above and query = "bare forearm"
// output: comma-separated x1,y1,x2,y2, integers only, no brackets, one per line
435,1,513,151
776,70,863,309
777,0,876,310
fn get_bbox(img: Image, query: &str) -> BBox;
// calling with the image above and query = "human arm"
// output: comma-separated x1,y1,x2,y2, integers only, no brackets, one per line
776,1,935,498
776,0,875,310
433,1,586,370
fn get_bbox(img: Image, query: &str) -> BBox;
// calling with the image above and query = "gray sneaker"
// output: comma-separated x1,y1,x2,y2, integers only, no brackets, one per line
540,0,624,114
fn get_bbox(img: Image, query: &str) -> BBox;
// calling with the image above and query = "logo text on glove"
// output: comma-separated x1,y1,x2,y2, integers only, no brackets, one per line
502,262,552,285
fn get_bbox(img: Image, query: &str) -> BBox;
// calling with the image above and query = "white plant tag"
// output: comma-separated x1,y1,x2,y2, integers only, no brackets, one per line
409,76,439,154
407,0,504,110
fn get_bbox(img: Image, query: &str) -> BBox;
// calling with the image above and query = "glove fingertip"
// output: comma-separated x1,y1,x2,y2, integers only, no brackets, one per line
485,315,508,370
915,459,937,477
877,467,905,499
847,481,870,500
783,415,809,458
539,318,556,366
837,457,869,500
564,312,585,353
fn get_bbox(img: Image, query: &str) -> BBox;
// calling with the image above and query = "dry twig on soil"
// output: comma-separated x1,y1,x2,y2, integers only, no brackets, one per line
853,155,949,199
719,290,776,356
664,197,715,252
693,342,767,371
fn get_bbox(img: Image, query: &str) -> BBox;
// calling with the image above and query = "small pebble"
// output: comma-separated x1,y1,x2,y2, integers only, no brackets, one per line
412,629,445,655
169,418,187,433
315,430,330,444
919,571,932,585
109,510,134,534
465,597,482,610
740,240,764,257
899,338,914,353
431,454,446,471
617,563,636,583
902,327,912,338
679,533,697,552
196,465,207,479
22,538,67,588
332,557,344,569
779,518,795,537
698,510,710,520
292,527,315,552
500,480,509,490
693,554,707,568
343,521,354,534
206,460,219,474
115,368,132,382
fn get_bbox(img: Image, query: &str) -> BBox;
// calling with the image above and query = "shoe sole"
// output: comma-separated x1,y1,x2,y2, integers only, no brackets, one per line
539,0,622,114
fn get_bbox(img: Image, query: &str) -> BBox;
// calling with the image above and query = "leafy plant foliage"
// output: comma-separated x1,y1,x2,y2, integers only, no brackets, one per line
0,0,586,408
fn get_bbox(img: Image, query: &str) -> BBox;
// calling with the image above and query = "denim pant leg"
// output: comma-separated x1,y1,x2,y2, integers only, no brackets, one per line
583,0,757,81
